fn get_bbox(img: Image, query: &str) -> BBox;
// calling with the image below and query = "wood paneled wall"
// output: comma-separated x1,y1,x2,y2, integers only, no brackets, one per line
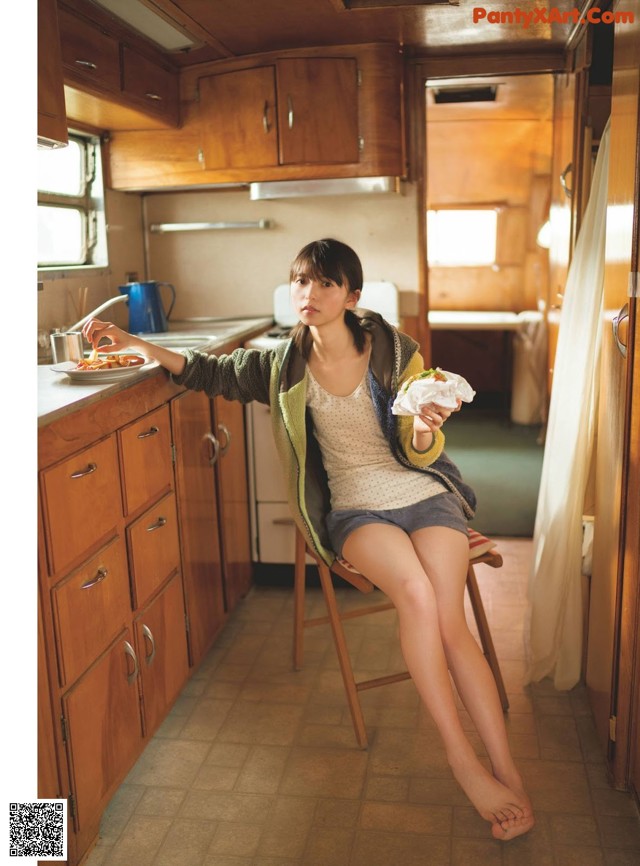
426,75,553,312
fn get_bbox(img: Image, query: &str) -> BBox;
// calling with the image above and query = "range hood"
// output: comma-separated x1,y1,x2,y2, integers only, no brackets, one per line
249,176,400,200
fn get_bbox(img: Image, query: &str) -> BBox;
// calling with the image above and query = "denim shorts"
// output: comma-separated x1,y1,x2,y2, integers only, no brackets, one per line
325,492,468,558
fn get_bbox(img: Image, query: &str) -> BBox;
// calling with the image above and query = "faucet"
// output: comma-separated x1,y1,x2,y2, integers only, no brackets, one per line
68,295,129,332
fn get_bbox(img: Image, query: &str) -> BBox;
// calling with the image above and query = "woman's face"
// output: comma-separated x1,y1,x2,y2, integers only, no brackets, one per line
290,272,359,327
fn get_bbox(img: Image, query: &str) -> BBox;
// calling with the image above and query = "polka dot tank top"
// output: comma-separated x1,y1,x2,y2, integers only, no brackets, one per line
306,365,445,511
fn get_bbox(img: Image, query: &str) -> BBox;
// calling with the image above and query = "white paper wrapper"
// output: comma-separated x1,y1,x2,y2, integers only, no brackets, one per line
392,369,476,415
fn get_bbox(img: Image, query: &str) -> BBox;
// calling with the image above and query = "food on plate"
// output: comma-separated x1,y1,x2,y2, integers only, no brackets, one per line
75,352,145,371
392,367,475,415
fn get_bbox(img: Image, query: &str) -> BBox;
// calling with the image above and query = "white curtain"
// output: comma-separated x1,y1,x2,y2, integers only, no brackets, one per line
526,118,611,691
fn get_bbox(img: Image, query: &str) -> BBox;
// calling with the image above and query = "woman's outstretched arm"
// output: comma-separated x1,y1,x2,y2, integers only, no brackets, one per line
82,317,187,376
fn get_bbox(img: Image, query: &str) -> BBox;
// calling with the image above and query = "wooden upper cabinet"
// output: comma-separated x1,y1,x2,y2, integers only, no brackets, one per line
38,0,68,146
121,47,179,120
276,57,359,165
199,57,359,171
59,6,121,94
200,66,279,170
57,1,180,129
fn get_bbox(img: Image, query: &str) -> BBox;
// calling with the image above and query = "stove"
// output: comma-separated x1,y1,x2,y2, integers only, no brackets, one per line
246,281,400,350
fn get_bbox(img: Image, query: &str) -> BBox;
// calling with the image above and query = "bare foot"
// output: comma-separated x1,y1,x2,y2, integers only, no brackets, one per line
491,811,535,840
450,755,527,824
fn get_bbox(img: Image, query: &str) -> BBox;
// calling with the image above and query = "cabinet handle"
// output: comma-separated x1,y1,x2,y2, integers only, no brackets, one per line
137,425,159,439
142,624,156,664
81,566,108,590
217,423,231,456
124,640,139,684
287,95,294,129
147,516,167,532
263,100,271,133
145,92,163,101
612,303,629,359
205,432,220,466
560,162,573,199
70,462,97,479
273,517,295,526
74,59,98,70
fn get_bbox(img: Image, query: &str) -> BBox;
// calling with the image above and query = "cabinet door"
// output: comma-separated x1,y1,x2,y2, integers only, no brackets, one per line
41,435,122,576
58,6,121,93
128,491,181,609
135,573,189,736
276,57,359,165
119,405,173,516
215,396,252,611
199,66,279,169
171,390,225,666
122,46,179,124
62,631,142,833
38,0,68,146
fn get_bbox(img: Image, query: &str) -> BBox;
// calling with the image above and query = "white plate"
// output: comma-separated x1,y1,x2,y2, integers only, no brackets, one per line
50,356,158,383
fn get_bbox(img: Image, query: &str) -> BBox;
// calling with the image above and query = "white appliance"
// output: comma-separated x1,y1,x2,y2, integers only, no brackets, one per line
245,281,399,566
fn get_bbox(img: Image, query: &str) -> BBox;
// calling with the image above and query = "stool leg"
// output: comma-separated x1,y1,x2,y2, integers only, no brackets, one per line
316,562,369,749
293,529,306,671
466,564,510,712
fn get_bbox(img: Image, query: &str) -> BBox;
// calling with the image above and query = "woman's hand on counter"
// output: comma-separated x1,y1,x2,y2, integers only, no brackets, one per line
82,318,187,377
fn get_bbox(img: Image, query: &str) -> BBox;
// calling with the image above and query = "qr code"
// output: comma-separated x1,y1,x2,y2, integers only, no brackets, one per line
9,801,66,860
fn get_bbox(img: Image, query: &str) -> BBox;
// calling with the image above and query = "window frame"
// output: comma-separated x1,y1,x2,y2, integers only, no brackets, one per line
37,131,109,277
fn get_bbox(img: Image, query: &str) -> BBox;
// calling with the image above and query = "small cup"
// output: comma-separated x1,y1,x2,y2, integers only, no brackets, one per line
50,330,85,364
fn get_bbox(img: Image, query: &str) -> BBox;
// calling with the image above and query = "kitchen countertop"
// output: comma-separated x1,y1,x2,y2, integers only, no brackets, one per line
428,310,542,330
38,317,272,427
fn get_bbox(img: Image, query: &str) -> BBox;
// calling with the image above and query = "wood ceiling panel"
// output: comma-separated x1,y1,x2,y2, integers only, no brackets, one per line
149,0,576,62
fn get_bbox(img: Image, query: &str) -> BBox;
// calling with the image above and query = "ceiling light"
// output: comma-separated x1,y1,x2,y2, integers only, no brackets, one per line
91,0,199,52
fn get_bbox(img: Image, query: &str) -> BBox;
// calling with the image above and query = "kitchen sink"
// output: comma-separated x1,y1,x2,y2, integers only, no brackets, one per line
139,333,223,349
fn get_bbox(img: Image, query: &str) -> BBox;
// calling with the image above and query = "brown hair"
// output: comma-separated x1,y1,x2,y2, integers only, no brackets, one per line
288,238,366,358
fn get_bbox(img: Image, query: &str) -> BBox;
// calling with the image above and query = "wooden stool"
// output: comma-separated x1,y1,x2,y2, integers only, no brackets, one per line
293,528,509,749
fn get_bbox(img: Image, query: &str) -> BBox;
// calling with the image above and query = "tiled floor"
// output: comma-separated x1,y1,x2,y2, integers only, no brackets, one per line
85,539,640,866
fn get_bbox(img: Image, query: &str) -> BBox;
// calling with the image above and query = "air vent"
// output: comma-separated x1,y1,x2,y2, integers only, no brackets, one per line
431,85,498,104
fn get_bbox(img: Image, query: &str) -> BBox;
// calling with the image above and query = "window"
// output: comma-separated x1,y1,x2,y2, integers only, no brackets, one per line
427,208,498,267
37,133,108,270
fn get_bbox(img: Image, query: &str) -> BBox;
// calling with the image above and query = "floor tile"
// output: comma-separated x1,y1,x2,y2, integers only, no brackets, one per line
81,542,640,866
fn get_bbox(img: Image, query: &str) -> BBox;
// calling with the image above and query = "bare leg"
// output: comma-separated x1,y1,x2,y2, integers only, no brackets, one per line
409,526,534,838
342,523,533,836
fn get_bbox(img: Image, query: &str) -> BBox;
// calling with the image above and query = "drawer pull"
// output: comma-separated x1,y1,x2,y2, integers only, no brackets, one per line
205,432,220,466
145,92,163,101
146,516,167,532
142,624,156,664
217,423,231,456
70,462,97,479
74,59,98,70
80,566,108,589
273,517,295,526
137,425,159,439
124,640,139,684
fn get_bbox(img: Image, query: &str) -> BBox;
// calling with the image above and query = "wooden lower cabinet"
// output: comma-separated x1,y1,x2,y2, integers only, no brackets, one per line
38,343,260,864
134,573,189,736
62,630,143,842
215,395,252,611
171,389,226,666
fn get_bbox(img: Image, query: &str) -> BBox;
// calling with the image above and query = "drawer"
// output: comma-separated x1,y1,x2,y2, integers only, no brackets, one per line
41,435,122,576
52,536,131,688
119,405,173,516
122,47,179,122
257,503,313,564
59,8,120,92
128,491,180,608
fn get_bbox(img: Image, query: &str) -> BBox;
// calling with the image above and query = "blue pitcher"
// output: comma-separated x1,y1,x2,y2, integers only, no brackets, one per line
119,281,177,334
